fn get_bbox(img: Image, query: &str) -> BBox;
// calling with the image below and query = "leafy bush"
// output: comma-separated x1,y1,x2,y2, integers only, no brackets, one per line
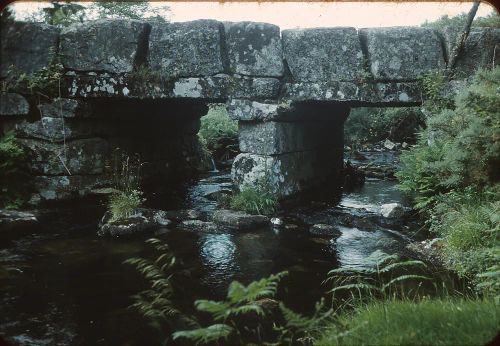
108,189,144,221
397,67,500,210
198,104,238,161
229,184,278,215
317,298,500,346
0,131,31,208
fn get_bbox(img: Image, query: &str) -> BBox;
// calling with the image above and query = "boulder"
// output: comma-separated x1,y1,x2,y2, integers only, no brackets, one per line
98,208,172,237
18,138,108,175
380,203,405,218
213,209,269,230
60,19,150,73
38,99,92,118
149,20,224,78
165,209,205,222
309,224,341,237
0,209,38,233
360,27,445,80
0,21,59,78
282,27,363,82
0,93,30,117
225,21,283,77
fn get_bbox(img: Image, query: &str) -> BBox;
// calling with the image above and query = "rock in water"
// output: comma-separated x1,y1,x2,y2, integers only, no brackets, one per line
380,203,405,218
309,224,341,237
383,139,396,150
213,209,269,230
98,208,171,237
0,209,38,233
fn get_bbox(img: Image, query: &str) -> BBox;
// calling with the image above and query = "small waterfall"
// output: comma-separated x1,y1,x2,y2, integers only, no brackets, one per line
210,157,219,173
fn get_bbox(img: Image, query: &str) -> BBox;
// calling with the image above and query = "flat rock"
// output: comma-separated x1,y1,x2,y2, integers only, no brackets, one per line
0,93,30,117
179,220,219,233
213,209,269,230
0,21,59,78
165,209,205,222
149,20,224,78
309,224,341,237
98,208,171,237
282,27,363,82
225,21,283,77
0,209,38,233
60,19,150,73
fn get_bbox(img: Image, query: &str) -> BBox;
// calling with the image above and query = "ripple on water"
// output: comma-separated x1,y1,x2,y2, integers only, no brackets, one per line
200,234,238,287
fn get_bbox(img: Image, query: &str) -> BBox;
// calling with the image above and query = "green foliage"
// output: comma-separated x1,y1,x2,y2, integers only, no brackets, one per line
325,251,430,303
124,239,196,336
198,104,238,160
397,67,500,210
2,49,64,99
317,298,500,346
173,271,288,345
418,70,455,111
345,107,425,147
229,184,278,215
41,1,86,27
422,12,500,29
107,149,145,221
0,131,31,209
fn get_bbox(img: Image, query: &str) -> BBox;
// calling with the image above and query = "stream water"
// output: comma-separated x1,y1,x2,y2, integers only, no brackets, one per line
0,152,458,346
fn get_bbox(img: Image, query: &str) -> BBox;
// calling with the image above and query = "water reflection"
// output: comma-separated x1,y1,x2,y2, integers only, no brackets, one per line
199,234,238,288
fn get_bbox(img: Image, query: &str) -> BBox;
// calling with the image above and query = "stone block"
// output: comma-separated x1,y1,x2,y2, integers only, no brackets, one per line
441,27,500,74
225,21,283,77
239,121,335,155
60,19,150,73
282,27,364,82
0,21,59,78
229,75,281,99
232,150,342,198
19,138,108,175
149,20,224,78
360,27,445,80
16,118,107,142
33,175,108,203
227,99,281,121
38,98,92,118
283,81,360,102
0,93,30,116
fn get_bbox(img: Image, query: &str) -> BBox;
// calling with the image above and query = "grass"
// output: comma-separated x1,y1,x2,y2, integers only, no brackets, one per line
229,185,278,215
317,298,500,346
108,189,144,222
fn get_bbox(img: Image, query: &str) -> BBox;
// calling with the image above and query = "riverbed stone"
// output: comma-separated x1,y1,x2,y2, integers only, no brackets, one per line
380,203,405,218
213,209,269,230
0,93,30,117
282,27,363,82
18,138,108,175
180,220,219,233
149,20,224,78
0,21,60,78
0,209,38,233
98,208,172,237
309,224,341,237
225,21,284,77
360,27,445,80
38,99,93,118
60,19,150,73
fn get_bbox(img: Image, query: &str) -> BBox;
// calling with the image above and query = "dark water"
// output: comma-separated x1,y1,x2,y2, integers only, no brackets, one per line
0,152,456,345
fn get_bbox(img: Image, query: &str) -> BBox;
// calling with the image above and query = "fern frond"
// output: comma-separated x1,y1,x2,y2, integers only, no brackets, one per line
172,324,233,345
379,260,427,273
382,275,431,290
194,300,231,321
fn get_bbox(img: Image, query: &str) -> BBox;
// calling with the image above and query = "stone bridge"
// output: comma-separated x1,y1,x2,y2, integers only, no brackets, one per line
1,19,498,202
